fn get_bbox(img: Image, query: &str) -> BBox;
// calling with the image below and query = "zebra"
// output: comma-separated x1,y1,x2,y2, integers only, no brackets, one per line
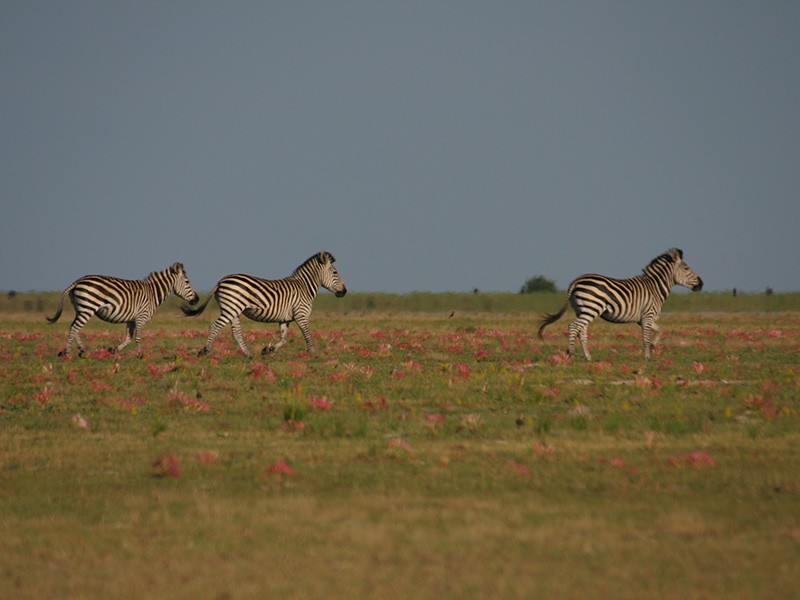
537,248,703,360
46,262,199,357
182,251,347,358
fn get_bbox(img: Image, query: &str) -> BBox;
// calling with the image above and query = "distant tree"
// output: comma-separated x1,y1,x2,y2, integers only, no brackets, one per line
519,275,558,294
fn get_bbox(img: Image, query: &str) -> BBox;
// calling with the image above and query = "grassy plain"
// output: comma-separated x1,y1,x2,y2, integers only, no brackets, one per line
1,292,800,599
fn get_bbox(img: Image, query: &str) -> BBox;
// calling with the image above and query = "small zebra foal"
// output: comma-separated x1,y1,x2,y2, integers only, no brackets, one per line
182,251,347,358
47,262,199,357
538,248,703,360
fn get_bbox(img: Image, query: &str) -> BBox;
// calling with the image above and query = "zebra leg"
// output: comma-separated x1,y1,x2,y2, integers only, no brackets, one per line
641,319,660,359
198,314,233,356
567,322,578,357
296,317,314,354
113,322,135,354
63,313,90,357
569,318,592,361
129,315,149,356
579,327,591,361
651,322,662,353
263,323,289,355
230,316,253,358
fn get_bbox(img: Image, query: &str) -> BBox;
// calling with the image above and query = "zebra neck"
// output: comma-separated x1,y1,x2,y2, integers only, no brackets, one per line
290,268,322,298
147,272,173,306
649,276,672,306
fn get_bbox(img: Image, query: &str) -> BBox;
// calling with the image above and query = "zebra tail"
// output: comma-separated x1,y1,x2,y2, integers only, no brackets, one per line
46,286,72,324
181,285,217,317
537,299,569,339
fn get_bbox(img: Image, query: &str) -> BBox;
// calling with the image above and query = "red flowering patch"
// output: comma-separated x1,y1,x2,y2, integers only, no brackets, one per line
403,360,424,372
508,461,532,478
147,362,176,378
196,451,220,465
307,396,333,411
532,443,555,456
668,451,715,469
71,414,89,429
152,453,182,478
549,352,571,366
602,456,638,477
165,391,210,413
542,386,561,398
266,461,298,477
115,396,146,413
589,360,613,372
425,413,446,432
744,396,779,420
282,419,305,432
250,361,277,383
454,363,471,378
388,438,414,454
90,380,114,394
32,386,51,406
426,413,445,425
361,395,389,412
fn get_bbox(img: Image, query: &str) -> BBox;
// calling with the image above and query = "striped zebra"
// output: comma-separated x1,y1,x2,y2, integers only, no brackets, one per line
537,248,703,360
182,251,347,358
47,262,199,357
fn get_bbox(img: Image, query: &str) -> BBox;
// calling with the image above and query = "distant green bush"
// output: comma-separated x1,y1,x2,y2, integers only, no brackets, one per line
519,275,558,294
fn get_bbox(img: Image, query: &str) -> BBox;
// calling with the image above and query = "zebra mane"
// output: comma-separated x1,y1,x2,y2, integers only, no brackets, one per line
146,263,185,281
643,249,683,275
292,252,336,276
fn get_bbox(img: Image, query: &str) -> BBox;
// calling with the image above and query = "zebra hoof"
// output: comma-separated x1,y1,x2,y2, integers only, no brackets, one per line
58,350,67,358
107,347,117,354
197,347,208,357
261,346,275,356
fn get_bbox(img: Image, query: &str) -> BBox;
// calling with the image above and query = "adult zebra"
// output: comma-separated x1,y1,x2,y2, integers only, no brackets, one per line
182,251,347,358
47,262,199,357
537,248,703,360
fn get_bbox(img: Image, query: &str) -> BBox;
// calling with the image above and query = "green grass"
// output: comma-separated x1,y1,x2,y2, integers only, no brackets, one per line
2,301,800,598
5,289,800,316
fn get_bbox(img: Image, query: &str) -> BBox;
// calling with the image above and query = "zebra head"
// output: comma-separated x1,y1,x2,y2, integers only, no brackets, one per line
666,248,703,292
316,251,347,298
170,262,200,304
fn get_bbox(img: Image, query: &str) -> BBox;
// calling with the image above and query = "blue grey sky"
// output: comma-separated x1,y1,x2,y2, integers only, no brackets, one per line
2,2,798,293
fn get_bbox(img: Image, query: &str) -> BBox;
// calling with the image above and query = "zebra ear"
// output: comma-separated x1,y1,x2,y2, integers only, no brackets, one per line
170,262,184,274
318,251,335,264
667,248,683,262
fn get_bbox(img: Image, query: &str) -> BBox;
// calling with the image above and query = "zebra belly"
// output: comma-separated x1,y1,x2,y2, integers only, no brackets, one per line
96,305,128,323
243,307,290,323
599,308,640,324
600,313,631,324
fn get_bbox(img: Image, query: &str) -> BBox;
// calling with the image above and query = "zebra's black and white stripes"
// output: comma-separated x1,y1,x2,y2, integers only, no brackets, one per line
537,248,703,360
182,251,347,358
47,262,199,356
